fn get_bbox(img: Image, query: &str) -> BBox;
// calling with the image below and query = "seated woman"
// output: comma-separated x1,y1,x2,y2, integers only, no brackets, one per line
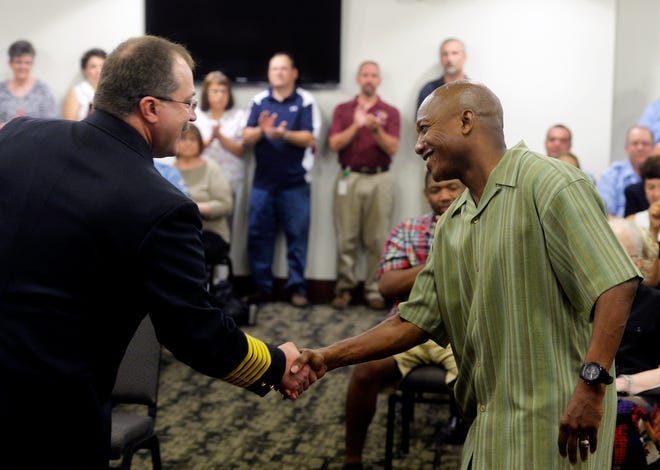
626,155,660,283
0,40,57,128
174,124,233,286
62,48,106,120
609,219,660,469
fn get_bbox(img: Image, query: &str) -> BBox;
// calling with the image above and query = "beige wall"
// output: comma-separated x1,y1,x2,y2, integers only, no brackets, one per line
2,0,656,281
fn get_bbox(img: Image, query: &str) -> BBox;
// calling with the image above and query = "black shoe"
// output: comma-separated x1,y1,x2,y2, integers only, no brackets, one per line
242,290,272,305
441,415,468,445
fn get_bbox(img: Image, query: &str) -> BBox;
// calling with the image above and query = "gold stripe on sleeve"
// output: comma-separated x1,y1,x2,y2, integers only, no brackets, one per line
222,334,272,388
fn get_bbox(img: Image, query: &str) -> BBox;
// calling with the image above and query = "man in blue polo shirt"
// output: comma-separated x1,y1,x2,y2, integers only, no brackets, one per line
243,52,321,307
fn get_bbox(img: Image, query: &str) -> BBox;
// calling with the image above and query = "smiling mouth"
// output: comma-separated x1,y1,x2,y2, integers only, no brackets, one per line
423,151,434,161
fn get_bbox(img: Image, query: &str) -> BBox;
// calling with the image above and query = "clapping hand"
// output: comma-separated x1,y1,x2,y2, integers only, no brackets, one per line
353,105,368,128
257,110,278,131
258,111,288,140
211,123,222,141
365,111,387,133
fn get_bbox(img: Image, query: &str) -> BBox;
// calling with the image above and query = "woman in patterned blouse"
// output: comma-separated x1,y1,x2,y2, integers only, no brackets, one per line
0,39,57,128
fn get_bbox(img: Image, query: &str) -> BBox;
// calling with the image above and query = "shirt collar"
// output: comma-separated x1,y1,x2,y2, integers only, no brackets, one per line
267,86,297,103
449,140,530,218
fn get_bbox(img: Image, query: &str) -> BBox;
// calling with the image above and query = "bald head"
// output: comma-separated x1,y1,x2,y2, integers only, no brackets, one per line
421,80,504,140
415,80,507,188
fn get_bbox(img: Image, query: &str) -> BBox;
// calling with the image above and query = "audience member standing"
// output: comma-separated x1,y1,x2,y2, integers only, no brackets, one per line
328,61,400,310
0,40,57,128
0,35,312,467
242,52,321,308
195,71,246,196
62,48,106,120
597,126,654,217
545,124,572,157
416,37,467,111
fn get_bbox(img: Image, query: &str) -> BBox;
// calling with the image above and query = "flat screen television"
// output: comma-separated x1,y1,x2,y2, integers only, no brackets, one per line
145,0,341,88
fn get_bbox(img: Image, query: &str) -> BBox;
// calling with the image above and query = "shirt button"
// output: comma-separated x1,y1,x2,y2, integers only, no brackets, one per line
479,404,487,413
471,218,479,224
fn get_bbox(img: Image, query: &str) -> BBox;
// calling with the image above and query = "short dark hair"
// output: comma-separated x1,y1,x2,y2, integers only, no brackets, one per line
94,36,194,118
80,48,107,70
270,51,296,69
640,155,660,181
200,71,234,112
8,40,35,59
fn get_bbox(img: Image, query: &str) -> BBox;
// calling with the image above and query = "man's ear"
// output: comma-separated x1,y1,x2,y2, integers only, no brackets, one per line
137,97,159,124
460,109,474,135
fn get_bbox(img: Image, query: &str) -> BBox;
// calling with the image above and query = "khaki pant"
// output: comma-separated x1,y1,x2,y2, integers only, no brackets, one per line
393,340,458,384
333,170,394,298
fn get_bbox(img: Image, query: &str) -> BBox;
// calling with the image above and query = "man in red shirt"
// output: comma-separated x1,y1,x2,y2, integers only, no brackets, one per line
328,61,401,310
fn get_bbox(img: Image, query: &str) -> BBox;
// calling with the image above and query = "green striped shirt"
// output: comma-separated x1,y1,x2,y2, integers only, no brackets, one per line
399,141,640,470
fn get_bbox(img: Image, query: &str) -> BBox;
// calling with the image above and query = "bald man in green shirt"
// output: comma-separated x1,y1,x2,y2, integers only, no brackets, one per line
293,81,640,469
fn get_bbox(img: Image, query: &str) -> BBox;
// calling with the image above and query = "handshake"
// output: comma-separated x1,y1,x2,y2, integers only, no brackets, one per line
274,315,426,399
276,342,326,400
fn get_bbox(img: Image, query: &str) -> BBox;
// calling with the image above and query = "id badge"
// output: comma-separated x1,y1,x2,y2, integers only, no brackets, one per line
337,179,348,196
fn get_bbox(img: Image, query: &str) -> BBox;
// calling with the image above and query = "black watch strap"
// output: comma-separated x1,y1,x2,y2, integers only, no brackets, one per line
580,362,613,386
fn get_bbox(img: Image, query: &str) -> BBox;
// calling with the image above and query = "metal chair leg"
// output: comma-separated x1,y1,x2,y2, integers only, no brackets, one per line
385,393,398,470
401,391,414,454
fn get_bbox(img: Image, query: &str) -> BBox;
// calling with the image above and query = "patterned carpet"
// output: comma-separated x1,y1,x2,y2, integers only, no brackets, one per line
125,302,463,469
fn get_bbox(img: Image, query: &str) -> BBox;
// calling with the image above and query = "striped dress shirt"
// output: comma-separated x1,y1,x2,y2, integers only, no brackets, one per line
399,141,640,469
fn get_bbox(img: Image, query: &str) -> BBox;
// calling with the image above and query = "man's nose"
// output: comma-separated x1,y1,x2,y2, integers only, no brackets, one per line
414,137,425,156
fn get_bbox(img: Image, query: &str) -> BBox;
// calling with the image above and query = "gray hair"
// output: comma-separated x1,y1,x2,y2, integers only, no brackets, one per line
608,218,643,260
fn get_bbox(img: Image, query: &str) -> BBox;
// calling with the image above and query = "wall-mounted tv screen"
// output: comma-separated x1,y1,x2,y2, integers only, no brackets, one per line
145,0,341,88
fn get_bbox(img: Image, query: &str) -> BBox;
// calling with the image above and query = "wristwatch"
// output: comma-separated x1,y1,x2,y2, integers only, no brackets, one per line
580,362,613,386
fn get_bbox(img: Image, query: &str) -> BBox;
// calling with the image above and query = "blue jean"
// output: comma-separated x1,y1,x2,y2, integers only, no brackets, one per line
248,184,310,294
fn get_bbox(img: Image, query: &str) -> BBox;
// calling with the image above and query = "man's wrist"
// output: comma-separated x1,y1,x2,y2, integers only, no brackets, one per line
282,130,289,141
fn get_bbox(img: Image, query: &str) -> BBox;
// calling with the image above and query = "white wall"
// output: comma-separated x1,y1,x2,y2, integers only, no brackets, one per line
612,0,660,160
2,0,656,282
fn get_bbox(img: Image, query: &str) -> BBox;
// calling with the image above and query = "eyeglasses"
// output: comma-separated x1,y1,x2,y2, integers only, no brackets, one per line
151,95,198,112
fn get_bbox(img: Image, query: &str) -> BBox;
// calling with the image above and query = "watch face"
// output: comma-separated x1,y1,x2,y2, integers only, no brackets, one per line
583,363,600,381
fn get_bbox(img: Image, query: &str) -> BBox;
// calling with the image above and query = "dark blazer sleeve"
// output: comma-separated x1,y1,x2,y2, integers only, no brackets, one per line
137,199,285,396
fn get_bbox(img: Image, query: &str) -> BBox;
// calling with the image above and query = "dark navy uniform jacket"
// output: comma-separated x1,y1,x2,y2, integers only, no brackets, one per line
0,110,284,467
